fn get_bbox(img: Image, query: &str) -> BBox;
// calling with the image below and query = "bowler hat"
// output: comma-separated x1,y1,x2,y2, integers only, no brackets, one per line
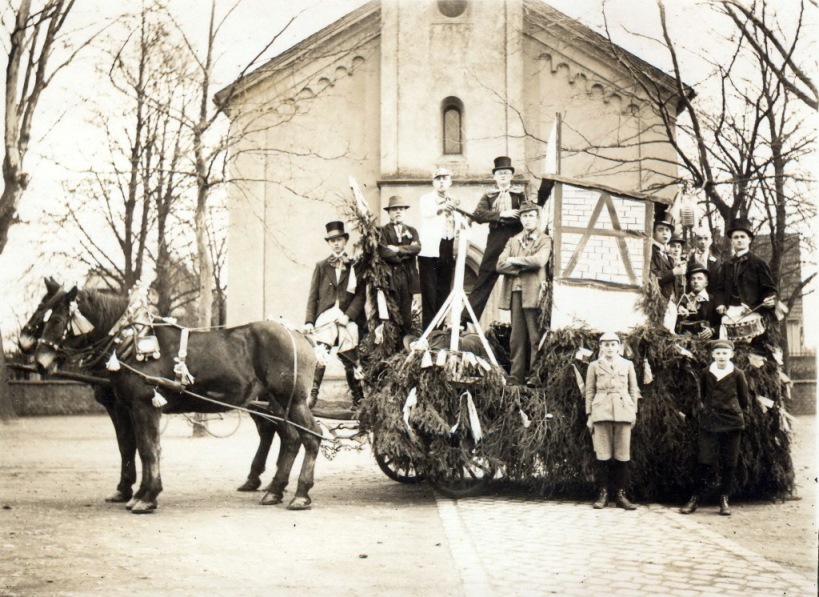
432,167,452,179
653,213,676,233
324,221,349,240
492,156,515,174
383,195,411,212
686,262,710,279
668,234,686,246
599,331,620,343
518,201,540,215
726,217,754,239
710,338,735,351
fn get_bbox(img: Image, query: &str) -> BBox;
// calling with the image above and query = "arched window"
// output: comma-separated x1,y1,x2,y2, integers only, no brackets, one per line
442,97,464,155
437,0,468,18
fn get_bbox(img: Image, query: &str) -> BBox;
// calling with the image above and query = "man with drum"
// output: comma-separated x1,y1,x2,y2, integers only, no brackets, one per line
675,262,720,339
713,218,777,342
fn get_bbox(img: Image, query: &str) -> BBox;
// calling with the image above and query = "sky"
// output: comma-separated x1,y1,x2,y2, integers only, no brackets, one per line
0,0,816,345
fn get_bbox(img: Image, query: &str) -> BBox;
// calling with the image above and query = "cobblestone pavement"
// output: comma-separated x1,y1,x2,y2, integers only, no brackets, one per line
437,497,815,596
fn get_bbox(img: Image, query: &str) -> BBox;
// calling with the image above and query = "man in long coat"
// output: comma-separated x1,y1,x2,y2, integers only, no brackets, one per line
304,221,365,407
379,196,421,343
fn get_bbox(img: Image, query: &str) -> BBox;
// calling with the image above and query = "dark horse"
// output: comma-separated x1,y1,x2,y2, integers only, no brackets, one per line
33,285,320,513
19,279,282,502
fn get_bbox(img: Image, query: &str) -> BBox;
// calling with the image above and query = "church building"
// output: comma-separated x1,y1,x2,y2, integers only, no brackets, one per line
217,0,684,329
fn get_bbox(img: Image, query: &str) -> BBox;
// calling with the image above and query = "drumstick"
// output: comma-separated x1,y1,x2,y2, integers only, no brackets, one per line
722,303,764,324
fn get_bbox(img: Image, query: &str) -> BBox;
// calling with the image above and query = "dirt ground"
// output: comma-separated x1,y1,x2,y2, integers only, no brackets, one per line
0,413,816,595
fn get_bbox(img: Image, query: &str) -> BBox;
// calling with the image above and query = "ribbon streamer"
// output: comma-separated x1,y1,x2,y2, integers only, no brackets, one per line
402,387,418,431
747,353,767,369
376,290,390,320
462,390,483,442
571,364,585,395
642,358,654,385
68,301,96,335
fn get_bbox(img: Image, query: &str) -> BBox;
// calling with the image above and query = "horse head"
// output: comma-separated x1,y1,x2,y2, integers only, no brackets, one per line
19,277,63,353
34,286,80,375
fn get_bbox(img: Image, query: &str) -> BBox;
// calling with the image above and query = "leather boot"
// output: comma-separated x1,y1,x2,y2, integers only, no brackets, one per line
345,368,365,408
308,365,325,409
592,460,610,509
679,495,699,514
593,489,609,509
615,490,637,510
719,494,731,516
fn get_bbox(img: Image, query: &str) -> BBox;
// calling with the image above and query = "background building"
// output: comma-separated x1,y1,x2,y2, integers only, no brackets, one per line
218,0,682,328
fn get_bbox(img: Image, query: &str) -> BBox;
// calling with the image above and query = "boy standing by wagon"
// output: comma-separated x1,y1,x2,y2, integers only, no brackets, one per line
585,332,641,510
679,338,749,516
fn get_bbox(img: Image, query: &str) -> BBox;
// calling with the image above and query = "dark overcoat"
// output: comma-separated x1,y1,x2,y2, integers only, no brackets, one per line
713,251,776,309
305,259,365,325
379,223,421,294
699,366,749,432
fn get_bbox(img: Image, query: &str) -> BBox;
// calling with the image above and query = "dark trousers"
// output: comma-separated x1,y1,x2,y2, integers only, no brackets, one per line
418,238,455,330
509,292,539,383
467,225,519,320
695,429,741,497
389,269,414,339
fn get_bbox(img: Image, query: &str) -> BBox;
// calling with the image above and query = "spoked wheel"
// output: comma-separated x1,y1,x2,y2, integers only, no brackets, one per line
194,411,243,438
430,455,495,499
373,449,425,484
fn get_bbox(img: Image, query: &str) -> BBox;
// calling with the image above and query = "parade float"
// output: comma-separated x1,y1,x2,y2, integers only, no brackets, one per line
348,175,795,502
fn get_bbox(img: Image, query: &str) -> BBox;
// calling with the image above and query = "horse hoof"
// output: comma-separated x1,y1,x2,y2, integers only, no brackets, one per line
105,490,132,503
259,492,283,506
237,479,262,492
286,497,312,511
125,497,138,510
130,500,157,514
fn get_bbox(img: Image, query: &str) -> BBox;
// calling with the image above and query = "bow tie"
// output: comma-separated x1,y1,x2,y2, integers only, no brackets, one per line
328,253,350,269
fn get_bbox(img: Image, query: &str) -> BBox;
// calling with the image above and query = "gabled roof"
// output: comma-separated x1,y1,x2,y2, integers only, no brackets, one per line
214,1,379,109
215,0,692,110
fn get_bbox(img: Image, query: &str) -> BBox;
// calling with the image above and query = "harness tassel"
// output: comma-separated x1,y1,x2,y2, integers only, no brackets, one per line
106,352,121,372
151,389,168,408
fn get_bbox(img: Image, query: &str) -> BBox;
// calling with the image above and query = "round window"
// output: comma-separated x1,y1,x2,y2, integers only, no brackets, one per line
437,0,467,18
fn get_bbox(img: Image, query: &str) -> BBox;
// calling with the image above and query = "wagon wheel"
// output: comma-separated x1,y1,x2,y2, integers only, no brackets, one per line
190,410,243,438
373,449,425,484
429,454,495,499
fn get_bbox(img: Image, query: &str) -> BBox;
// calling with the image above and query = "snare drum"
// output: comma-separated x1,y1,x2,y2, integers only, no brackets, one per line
720,306,765,342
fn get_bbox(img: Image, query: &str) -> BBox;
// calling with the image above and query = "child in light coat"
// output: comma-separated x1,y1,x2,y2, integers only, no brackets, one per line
585,332,641,510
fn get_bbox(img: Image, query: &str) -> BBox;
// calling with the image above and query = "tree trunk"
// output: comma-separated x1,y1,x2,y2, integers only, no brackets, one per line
0,331,17,421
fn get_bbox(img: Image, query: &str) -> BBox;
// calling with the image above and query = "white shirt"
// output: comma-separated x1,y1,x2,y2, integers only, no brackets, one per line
709,361,735,381
418,191,460,257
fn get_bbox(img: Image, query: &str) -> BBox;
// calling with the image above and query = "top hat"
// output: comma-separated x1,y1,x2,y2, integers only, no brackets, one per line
710,338,735,351
432,167,452,179
383,195,412,212
492,156,515,174
686,262,710,278
668,234,686,246
653,213,676,233
726,217,754,239
324,221,349,240
599,331,620,343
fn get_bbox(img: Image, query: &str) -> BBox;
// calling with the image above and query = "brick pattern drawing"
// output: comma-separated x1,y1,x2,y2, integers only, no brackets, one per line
557,186,647,287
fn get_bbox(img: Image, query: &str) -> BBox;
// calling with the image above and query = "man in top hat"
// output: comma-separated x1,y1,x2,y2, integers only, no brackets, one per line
496,202,552,385
650,212,687,299
418,167,461,330
689,226,721,279
676,262,720,339
467,156,547,322
380,195,421,342
304,221,366,407
713,217,776,315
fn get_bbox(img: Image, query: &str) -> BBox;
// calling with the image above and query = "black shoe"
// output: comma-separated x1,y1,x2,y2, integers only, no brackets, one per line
679,495,698,514
615,490,637,510
592,489,609,509
719,495,731,516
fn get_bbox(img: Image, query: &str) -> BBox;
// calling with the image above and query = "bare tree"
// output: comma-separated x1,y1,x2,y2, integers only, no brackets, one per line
0,0,91,420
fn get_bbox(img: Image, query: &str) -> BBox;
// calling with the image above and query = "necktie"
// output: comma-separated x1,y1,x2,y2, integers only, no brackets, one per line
328,252,349,270
496,189,512,214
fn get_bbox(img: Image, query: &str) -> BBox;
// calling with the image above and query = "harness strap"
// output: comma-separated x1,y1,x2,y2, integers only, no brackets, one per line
281,324,300,423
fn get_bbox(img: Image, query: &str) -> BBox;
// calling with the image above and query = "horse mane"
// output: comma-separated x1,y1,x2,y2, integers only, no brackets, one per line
77,289,130,334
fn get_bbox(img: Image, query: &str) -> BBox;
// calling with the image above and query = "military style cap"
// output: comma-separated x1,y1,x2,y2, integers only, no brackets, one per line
599,331,620,343
710,339,735,350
